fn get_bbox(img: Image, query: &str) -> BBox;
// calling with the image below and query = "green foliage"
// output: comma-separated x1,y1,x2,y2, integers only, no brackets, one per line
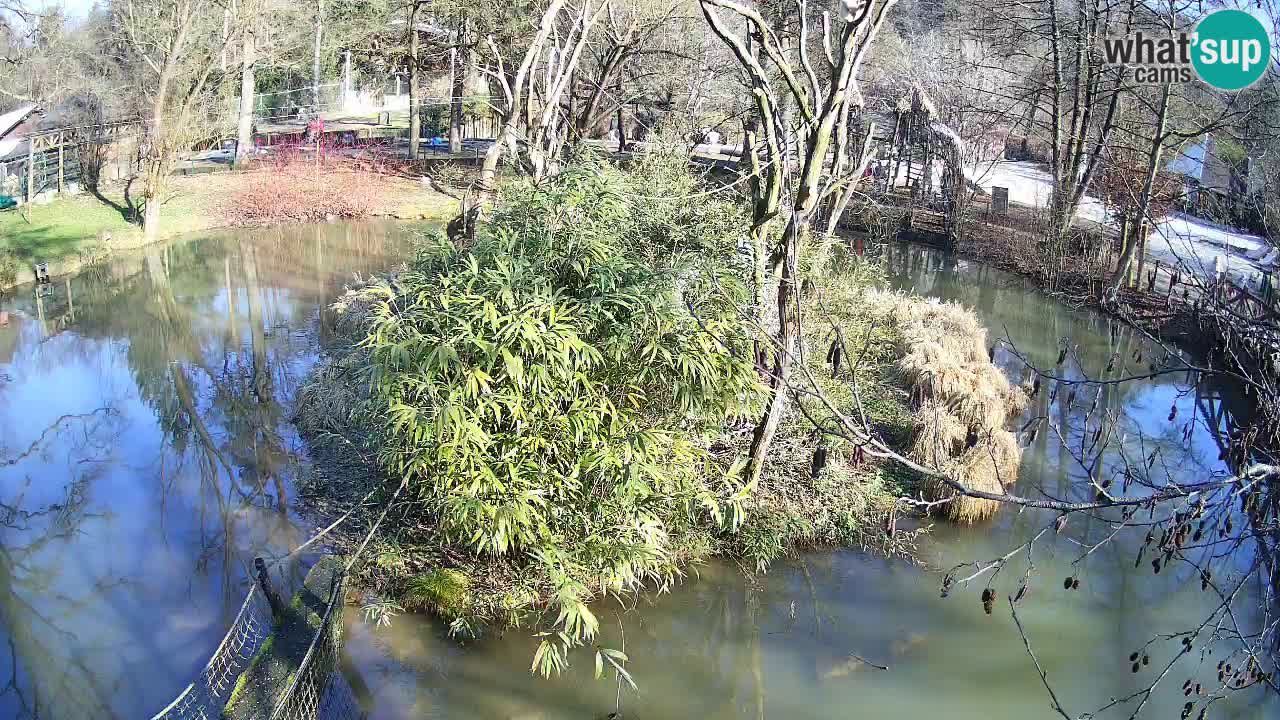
0,251,16,291
357,156,764,670
721,244,914,570
404,569,474,619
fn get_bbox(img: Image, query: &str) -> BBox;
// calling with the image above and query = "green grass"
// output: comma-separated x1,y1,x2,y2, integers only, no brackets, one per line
0,173,457,271
0,194,134,262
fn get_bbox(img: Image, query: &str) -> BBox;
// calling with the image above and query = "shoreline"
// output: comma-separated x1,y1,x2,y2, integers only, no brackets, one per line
0,172,459,293
292,259,1025,638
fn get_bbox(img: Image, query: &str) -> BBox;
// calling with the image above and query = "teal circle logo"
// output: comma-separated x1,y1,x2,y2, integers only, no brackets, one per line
1192,10,1271,90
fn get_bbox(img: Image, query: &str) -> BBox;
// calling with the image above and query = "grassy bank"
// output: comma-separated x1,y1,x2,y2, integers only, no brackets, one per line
0,170,457,290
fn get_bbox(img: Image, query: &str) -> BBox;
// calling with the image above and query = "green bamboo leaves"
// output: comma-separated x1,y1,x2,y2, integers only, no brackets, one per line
359,156,765,673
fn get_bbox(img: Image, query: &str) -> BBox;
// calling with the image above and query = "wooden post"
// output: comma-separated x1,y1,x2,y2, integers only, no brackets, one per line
254,557,287,618
26,142,34,204
58,142,65,193
616,105,628,153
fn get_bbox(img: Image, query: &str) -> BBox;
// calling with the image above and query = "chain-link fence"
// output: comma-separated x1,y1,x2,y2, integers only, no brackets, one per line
0,148,76,199
242,83,351,123
268,573,362,720
148,584,275,720
148,564,363,720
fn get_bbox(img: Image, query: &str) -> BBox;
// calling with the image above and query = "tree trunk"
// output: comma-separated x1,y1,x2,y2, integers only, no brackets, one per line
1135,220,1149,285
408,1,421,160
236,29,256,165
143,194,162,242
1107,83,1171,302
746,219,800,485
745,124,841,485
451,122,512,244
312,0,324,111
449,30,467,154
574,46,626,137
616,105,627,152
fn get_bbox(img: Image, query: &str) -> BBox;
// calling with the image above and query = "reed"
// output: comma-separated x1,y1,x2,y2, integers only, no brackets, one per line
871,290,1026,523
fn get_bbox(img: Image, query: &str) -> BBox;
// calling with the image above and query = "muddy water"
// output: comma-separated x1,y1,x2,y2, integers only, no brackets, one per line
2,229,1273,720
339,243,1275,720
0,221,419,720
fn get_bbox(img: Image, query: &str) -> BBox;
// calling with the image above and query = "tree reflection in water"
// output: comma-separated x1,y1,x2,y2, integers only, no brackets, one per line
0,221,420,720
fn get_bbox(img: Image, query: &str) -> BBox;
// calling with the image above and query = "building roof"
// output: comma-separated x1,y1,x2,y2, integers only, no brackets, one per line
0,104,39,160
0,104,38,138
1168,139,1208,182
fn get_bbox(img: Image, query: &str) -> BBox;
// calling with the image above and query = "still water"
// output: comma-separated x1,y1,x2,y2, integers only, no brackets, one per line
0,229,1273,719
0,222,417,719
340,244,1274,719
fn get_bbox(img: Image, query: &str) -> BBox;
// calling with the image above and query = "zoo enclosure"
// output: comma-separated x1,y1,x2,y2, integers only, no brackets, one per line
0,120,140,203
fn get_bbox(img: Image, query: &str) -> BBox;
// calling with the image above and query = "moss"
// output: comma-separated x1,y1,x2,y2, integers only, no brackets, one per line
404,569,474,619
222,558,344,720
222,634,275,716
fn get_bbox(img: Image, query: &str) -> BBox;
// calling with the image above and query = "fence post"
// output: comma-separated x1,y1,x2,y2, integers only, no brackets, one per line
58,142,65,193
26,142,34,204
254,557,287,618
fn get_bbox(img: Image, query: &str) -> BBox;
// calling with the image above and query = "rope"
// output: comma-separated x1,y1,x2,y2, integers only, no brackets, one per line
264,484,381,571
344,479,411,573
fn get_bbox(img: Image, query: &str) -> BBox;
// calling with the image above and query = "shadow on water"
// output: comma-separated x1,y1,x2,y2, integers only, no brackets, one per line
335,242,1276,720
0,220,424,720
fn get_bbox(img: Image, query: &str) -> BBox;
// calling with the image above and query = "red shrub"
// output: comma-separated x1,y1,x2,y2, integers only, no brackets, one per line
221,144,404,226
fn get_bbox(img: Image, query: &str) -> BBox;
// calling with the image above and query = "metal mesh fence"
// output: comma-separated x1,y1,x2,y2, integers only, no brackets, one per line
268,573,359,720
247,83,351,123
149,568,363,720
149,585,275,720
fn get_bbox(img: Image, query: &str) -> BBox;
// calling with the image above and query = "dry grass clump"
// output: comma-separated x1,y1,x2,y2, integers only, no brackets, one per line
909,401,968,467
926,430,1023,523
872,290,1027,523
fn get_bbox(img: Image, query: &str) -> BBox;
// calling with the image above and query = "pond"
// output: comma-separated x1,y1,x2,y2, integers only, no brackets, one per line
0,228,1273,719
0,221,418,720
338,243,1274,720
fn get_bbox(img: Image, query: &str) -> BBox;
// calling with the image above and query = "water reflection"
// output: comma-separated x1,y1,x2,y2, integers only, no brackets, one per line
0,221,419,720
340,242,1275,720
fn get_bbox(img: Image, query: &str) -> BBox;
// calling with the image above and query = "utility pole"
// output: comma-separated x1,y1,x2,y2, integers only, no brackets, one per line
343,50,352,110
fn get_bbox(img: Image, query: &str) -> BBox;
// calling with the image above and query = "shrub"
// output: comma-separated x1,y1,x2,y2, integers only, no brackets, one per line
221,149,394,225
0,252,17,292
404,569,474,619
357,156,764,671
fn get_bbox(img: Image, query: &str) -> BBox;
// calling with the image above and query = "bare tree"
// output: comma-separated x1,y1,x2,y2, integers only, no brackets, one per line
569,0,683,140
408,0,422,159
115,0,232,239
312,0,324,107
699,0,893,486
451,0,608,241
235,0,258,164
448,15,468,154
